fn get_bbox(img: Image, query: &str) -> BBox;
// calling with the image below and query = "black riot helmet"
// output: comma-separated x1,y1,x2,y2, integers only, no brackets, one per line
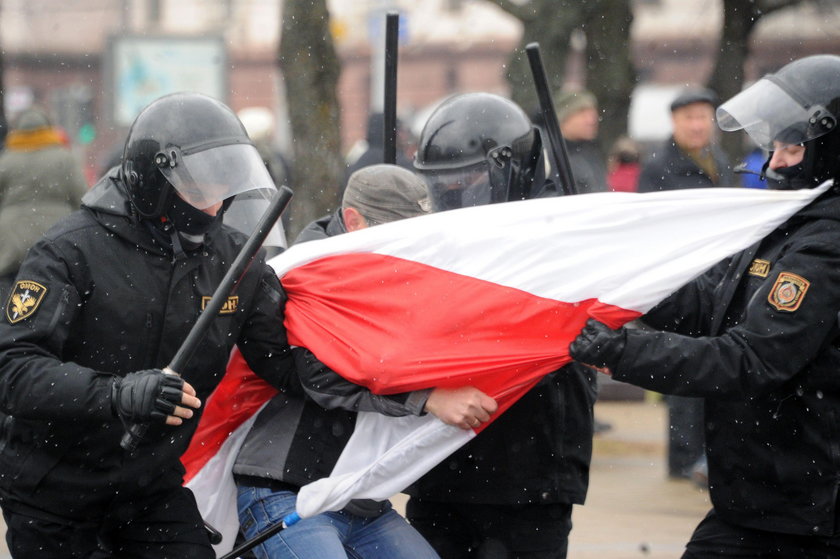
121,92,277,229
414,93,542,211
717,55,840,187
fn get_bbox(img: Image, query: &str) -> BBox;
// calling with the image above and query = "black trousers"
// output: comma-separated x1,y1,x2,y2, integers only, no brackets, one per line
665,394,705,478
2,486,214,559
683,509,840,559
406,498,573,559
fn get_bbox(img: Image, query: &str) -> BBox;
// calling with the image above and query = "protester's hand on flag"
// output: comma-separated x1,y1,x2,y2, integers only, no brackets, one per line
569,318,627,374
423,386,498,430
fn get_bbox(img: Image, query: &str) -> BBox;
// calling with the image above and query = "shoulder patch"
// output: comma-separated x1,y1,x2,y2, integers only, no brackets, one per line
768,272,809,312
6,280,48,324
748,259,770,278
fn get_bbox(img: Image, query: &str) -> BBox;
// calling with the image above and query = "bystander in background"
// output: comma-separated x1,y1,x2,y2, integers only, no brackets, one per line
554,89,608,194
0,106,88,300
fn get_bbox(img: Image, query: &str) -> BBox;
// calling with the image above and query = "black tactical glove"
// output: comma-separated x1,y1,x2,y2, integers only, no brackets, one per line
111,369,184,424
568,318,627,371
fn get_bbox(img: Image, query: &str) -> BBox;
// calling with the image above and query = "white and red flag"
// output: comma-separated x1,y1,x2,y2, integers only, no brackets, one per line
182,184,830,553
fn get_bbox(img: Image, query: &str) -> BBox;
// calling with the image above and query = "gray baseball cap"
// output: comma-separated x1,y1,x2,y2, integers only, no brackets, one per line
343,164,433,225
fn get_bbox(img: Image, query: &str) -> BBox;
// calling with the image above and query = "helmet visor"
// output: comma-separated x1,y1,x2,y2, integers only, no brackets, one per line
224,188,287,248
717,78,837,149
158,143,276,210
420,161,492,211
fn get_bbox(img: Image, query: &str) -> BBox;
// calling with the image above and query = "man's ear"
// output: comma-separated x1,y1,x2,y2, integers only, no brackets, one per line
343,207,368,232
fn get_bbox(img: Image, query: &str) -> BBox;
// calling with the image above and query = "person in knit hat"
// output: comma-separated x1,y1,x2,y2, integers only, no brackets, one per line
0,106,88,299
552,89,608,193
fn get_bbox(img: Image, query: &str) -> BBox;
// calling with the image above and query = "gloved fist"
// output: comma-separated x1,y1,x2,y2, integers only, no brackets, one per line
112,369,185,424
568,318,627,371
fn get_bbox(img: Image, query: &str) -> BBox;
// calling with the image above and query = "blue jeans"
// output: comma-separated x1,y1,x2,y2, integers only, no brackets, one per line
237,485,440,559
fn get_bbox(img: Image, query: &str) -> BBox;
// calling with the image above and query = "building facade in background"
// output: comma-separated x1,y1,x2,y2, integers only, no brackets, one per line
1,0,838,181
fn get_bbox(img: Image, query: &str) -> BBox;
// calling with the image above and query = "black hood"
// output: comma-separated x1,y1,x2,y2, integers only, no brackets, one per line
81,168,172,255
82,168,133,218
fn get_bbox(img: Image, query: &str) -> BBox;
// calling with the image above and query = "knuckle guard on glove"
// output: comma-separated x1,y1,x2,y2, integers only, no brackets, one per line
113,369,184,424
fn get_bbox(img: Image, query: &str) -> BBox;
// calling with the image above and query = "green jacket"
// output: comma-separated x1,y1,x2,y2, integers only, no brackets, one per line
0,127,88,277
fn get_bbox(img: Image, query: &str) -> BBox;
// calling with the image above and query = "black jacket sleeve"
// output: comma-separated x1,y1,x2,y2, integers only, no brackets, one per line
237,263,303,397
0,238,114,421
641,256,732,335
293,346,429,416
613,239,840,400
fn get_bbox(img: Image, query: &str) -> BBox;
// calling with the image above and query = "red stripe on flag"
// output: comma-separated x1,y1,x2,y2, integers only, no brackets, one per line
282,253,640,412
181,349,278,483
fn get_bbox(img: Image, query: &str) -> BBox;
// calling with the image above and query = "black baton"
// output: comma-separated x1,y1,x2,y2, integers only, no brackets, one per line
383,11,399,165
525,42,577,196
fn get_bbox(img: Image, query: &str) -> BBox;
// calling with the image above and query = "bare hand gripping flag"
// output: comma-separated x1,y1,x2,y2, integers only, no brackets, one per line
182,184,831,552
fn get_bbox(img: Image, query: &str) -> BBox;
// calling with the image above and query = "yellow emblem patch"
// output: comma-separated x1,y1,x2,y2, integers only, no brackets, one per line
768,272,809,312
201,295,239,315
6,280,48,324
748,259,770,278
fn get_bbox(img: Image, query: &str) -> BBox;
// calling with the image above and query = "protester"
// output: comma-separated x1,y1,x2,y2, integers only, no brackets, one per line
406,92,598,559
0,92,299,558
636,86,738,482
569,54,840,557
0,106,88,299
234,163,496,559
554,89,608,193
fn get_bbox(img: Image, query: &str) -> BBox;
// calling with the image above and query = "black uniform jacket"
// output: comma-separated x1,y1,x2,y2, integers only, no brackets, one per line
405,363,596,506
614,183,840,536
0,172,297,521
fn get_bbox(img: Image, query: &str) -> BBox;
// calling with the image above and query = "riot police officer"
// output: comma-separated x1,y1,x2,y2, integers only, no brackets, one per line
570,55,840,557
0,92,298,558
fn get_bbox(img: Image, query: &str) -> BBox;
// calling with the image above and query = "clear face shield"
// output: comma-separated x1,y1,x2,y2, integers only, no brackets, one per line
421,161,493,211
223,188,288,248
717,78,838,149
155,142,286,245
419,146,516,212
